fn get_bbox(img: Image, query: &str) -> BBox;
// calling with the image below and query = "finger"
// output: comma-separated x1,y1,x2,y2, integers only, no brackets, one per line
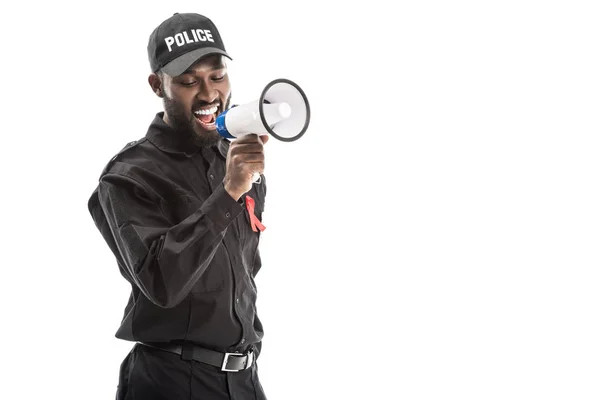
236,163,265,176
231,153,265,164
235,133,261,144
230,145,265,157
259,135,269,144
230,143,265,154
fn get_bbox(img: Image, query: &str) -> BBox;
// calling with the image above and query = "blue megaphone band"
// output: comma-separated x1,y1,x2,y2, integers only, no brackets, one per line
215,108,235,139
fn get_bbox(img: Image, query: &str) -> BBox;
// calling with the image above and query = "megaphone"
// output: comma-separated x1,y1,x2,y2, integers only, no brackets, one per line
216,78,310,142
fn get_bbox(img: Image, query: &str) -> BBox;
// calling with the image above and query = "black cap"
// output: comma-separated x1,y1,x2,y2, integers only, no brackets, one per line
147,13,231,76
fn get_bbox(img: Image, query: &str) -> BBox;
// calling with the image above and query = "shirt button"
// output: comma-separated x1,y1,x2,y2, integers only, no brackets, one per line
240,339,245,344
225,212,231,218
209,174,214,179
236,298,240,303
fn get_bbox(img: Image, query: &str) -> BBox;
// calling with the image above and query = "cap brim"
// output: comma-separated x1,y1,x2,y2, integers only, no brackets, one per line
161,47,232,77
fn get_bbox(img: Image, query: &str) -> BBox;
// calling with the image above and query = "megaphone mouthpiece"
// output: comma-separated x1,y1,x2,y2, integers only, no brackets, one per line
277,102,292,119
262,102,292,127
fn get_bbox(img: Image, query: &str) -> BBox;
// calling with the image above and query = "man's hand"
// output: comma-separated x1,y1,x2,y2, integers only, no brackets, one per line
224,134,269,201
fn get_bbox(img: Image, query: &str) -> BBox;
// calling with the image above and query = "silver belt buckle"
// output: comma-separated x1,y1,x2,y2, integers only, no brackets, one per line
246,350,254,369
221,350,254,372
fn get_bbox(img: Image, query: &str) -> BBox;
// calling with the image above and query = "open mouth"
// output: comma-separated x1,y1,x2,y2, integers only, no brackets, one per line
193,104,220,128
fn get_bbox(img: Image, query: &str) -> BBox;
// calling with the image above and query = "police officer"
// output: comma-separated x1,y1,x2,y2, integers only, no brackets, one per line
88,13,269,399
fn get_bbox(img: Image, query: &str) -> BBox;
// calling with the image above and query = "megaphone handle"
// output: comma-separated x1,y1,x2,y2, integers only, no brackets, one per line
252,172,261,184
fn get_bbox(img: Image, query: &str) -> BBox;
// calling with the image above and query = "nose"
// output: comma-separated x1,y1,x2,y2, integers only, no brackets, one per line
196,80,218,104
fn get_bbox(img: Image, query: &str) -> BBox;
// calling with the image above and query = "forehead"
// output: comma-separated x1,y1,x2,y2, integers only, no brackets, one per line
179,54,226,76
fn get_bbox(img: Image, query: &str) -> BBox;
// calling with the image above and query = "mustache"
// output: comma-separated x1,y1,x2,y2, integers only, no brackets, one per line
191,93,232,112
192,100,220,109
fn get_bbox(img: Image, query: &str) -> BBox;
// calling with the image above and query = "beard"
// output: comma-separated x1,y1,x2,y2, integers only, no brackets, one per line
163,93,232,148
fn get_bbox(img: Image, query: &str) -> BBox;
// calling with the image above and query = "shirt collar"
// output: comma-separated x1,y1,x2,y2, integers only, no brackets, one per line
145,112,229,159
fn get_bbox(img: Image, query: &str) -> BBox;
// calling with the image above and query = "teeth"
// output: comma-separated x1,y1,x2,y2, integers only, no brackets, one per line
194,106,218,115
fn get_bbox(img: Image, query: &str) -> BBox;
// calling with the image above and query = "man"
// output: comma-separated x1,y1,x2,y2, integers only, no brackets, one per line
87,12,269,400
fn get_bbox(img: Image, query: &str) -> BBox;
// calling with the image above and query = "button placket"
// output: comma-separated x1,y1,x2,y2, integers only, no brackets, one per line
201,147,219,192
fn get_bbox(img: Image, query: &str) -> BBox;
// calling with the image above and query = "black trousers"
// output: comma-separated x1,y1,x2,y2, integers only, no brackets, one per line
116,344,268,400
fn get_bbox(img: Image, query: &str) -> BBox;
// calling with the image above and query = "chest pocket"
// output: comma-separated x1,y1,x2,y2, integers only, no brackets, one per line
243,185,266,235
236,201,261,282
236,183,266,267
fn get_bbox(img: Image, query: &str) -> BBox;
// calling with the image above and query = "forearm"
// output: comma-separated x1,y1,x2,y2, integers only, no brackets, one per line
138,184,243,307
99,176,243,308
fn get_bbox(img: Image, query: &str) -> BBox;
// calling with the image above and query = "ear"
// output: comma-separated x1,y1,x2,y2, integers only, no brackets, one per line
148,73,164,98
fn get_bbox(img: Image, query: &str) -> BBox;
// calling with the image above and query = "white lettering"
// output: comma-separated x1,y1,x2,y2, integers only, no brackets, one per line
164,30,215,52
183,31,194,44
165,37,175,52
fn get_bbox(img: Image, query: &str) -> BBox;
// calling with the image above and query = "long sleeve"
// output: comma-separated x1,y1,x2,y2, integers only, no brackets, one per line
97,172,243,308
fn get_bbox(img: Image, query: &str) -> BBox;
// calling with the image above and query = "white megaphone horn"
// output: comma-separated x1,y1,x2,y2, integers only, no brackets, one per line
215,78,310,142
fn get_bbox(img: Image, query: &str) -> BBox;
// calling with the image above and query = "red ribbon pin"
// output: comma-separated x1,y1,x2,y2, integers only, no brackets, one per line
245,195,266,232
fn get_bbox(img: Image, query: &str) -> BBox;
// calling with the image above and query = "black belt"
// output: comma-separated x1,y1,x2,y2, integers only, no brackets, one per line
138,342,254,372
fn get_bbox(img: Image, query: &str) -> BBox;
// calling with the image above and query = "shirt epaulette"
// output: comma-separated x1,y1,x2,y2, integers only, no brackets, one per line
99,139,144,179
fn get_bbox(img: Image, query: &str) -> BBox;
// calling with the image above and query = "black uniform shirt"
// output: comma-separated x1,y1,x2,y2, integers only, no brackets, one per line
87,112,266,355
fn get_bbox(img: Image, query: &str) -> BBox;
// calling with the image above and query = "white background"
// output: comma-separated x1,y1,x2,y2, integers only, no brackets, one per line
1,0,599,399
